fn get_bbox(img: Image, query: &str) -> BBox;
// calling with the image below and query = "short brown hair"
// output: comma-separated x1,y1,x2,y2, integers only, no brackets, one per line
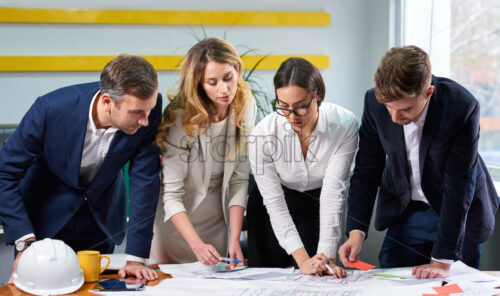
374,45,431,103
100,54,158,101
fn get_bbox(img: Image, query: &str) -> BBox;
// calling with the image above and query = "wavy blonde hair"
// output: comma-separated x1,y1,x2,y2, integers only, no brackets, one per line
156,38,251,155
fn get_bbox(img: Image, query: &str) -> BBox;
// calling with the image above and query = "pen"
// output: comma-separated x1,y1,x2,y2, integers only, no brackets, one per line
219,257,243,263
325,264,334,275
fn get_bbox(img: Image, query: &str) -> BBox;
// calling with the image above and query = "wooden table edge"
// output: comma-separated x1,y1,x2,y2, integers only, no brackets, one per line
0,272,172,296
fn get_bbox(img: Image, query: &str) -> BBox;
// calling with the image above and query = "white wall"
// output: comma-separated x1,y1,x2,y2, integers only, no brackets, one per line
0,0,390,124
0,0,393,285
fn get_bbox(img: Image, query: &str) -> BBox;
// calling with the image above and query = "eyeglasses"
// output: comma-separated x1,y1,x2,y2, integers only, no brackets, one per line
274,96,315,117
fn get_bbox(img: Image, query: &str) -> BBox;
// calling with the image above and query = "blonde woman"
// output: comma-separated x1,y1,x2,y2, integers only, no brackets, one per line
149,38,256,266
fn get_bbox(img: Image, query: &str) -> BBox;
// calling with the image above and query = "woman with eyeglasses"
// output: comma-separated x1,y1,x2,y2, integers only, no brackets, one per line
247,57,359,277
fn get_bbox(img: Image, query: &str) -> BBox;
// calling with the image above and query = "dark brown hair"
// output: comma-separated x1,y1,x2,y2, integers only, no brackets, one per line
374,45,431,103
273,57,325,105
100,54,158,101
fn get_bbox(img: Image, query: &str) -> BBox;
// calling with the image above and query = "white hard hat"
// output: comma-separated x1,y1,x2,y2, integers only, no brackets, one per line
13,238,84,296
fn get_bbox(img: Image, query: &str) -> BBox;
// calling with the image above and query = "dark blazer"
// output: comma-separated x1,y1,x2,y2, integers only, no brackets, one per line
346,76,499,260
0,82,162,258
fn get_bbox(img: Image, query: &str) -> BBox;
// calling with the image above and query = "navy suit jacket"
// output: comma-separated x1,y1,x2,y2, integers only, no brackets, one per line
346,76,499,260
0,82,162,258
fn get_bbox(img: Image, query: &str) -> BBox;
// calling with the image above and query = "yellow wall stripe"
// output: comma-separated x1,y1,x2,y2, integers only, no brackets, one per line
242,56,329,70
0,8,330,26
0,56,329,72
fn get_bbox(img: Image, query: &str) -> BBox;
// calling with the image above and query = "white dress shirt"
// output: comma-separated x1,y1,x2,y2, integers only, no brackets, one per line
249,102,359,259
404,98,430,204
18,92,144,262
79,91,119,186
404,99,452,264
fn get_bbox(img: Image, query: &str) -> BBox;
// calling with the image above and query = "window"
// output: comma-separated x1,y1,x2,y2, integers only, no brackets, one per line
403,0,500,166
0,125,16,151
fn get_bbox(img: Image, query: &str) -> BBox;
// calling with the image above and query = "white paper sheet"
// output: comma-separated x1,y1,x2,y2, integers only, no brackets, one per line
159,262,294,280
92,261,500,296
146,277,366,296
370,260,500,286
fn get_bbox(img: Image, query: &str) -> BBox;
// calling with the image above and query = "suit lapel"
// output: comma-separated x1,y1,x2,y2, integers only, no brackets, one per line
200,126,212,194
223,108,237,191
419,94,441,174
66,88,97,189
390,121,408,176
90,131,130,189
183,129,212,214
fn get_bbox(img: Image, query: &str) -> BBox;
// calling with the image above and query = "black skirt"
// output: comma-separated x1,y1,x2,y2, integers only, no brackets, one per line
246,174,321,268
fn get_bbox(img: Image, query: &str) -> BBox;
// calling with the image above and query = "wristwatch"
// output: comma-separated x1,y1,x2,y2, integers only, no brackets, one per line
15,240,34,252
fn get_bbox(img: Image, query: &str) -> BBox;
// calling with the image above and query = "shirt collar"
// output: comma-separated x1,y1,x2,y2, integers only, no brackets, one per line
88,91,119,134
280,105,325,135
88,91,100,133
314,104,326,134
415,97,431,128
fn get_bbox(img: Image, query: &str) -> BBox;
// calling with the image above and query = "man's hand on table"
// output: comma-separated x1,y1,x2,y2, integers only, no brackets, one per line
412,260,451,279
118,261,159,281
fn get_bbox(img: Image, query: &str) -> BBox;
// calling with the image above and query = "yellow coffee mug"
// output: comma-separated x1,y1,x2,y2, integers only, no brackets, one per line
77,250,110,282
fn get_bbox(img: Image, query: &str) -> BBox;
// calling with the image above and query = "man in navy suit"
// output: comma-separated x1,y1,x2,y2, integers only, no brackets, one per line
339,46,498,279
0,55,162,282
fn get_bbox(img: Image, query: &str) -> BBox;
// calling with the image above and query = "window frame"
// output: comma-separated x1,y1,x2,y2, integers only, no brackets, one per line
396,0,500,189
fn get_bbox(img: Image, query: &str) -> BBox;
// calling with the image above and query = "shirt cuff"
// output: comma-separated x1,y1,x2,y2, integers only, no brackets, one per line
15,233,36,245
126,255,146,264
317,240,339,259
432,257,454,265
284,236,305,255
350,230,366,239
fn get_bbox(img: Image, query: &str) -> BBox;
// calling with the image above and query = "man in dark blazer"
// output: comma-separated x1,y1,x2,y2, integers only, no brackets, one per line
0,55,162,282
339,46,498,279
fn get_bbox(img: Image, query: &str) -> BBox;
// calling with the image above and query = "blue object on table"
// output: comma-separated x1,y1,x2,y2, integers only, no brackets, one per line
220,257,243,263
